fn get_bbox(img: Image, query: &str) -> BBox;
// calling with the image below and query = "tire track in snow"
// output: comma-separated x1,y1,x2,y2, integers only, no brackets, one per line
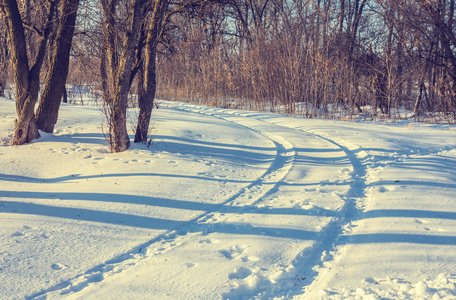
292,129,367,297
169,102,297,208
169,103,368,298
27,103,297,299
201,107,368,297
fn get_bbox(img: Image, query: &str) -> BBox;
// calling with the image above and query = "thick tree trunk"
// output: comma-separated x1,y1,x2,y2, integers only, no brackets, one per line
134,69,156,143
35,0,80,133
14,102,41,144
2,0,30,109
100,0,119,108
134,0,168,144
12,81,41,145
134,50,157,144
103,0,145,152
2,0,57,145
3,0,37,144
134,64,150,143
111,101,130,152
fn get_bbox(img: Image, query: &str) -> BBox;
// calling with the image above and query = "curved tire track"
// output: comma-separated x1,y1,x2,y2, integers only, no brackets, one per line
193,104,368,297
171,103,368,298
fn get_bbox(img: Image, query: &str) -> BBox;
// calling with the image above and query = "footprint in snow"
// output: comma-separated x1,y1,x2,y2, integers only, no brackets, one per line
123,159,140,164
414,219,430,224
199,238,220,244
51,263,66,270
220,245,248,259
97,148,110,154
241,255,259,262
378,186,388,193
229,267,252,279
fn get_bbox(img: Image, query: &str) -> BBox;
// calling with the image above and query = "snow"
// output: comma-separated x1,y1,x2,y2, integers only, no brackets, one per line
1,96,456,299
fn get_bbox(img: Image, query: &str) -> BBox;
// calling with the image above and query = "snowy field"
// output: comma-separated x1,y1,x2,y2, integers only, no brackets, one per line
1,96,456,299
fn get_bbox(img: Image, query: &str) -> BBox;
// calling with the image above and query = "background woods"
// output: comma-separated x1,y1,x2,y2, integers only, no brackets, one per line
1,0,455,152
156,0,456,121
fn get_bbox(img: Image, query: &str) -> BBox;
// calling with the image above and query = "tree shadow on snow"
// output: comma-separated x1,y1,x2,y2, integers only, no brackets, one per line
0,199,322,241
37,132,108,146
152,135,275,165
0,190,338,219
2,191,456,245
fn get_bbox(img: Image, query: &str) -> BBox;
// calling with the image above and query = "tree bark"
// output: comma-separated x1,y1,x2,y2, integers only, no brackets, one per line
134,63,149,143
35,0,80,133
2,0,56,145
101,0,145,152
0,19,8,98
100,0,119,108
134,0,169,144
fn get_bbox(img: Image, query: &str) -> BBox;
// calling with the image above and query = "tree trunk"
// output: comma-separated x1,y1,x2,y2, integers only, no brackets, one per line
0,74,5,97
413,82,425,117
2,0,30,111
2,0,56,145
375,70,388,115
62,86,68,103
0,21,7,98
134,65,156,143
347,0,367,61
134,0,168,144
100,0,119,108
102,0,145,152
134,64,149,142
3,0,35,144
100,43,112,106
35,0,80,133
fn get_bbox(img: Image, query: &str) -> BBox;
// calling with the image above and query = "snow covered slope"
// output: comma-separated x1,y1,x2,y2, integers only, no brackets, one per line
1,97,456,299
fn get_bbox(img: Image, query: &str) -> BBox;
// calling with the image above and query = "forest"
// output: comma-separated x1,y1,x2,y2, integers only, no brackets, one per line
1,0,456,153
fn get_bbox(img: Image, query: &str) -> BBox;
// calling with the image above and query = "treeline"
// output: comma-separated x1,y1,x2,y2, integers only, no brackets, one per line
155,0,456,122
0,0,455,153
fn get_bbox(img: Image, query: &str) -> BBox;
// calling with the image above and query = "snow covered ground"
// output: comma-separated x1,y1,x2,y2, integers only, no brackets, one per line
1,96,456,300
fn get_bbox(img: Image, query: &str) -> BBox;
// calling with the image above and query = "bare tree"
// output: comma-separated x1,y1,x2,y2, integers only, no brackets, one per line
134,0,169,144
1,0,56,145
1,0,83,145
100,0,146,152
35,0,80,132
